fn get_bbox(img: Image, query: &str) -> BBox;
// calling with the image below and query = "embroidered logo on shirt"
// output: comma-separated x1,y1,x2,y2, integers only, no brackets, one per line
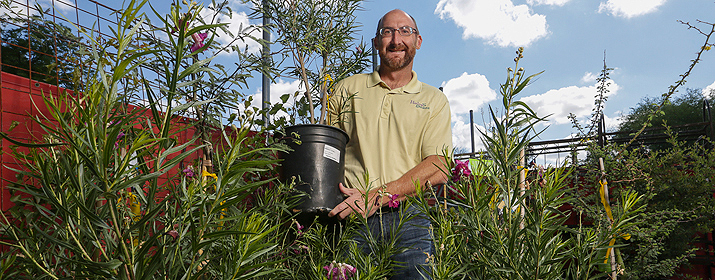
410,100,429,110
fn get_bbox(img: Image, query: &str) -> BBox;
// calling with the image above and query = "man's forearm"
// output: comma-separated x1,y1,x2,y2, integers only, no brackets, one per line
376,155,449,205
329,155,450,219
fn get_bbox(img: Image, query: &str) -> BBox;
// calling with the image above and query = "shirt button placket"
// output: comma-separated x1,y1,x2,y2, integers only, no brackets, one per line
381,94,392,119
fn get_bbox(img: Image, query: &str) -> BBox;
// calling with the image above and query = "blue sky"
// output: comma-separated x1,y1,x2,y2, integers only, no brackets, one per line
242,0,715,158
9,0,715,161
354,0,715,153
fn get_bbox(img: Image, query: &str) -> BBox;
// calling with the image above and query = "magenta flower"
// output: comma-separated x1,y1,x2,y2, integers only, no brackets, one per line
182,166,195,178
387,193,399,208
323,261,357,280
115,131,125,148
190,32,208,53
293,245,309,255
452,159,471,182
296,221,305,235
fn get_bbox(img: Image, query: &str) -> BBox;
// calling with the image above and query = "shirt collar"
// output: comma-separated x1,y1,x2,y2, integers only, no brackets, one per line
367,70,422,94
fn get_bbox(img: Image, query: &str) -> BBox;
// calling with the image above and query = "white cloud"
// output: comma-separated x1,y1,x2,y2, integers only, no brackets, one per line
441,72,497,152
604,111,622,131
598,0,667,18
581,72,597,84
243,78,303,121
441,72,498,118
704,80,715,96
527,0,571,6
1,0,73,19
451,115,487,153
42,0,74,14
519,81,620,125
435,0,549,47
201,3,262,54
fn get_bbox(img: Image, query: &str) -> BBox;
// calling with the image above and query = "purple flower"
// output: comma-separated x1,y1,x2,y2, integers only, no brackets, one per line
190,33,208,53
296,221,305,235
293,245,309,255
115,131,125,148
452,160,471,182
387,194,399,208
182,166,195,178
324,261,357,280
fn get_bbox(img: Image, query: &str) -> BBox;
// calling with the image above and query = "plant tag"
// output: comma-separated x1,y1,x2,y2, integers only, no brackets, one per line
323,144,340,163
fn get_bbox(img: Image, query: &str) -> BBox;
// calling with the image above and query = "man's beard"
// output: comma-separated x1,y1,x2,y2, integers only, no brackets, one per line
381,42,416,70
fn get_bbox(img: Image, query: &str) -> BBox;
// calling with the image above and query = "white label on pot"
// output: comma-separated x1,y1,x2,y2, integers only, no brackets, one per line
323,144,340,163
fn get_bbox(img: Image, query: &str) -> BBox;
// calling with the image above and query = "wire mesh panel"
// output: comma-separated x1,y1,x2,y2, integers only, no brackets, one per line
0,0,207,211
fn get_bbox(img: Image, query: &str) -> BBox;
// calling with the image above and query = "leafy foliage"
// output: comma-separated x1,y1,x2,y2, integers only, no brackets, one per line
618,88,713,131
615,88,714,150
251,0,372,124
412,49,645,279
568,18,715,279
575,134,715,280
0,1,292,278
1,0,711,279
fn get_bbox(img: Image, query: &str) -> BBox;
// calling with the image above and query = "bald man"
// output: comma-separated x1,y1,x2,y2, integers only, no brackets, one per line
329,9,453,279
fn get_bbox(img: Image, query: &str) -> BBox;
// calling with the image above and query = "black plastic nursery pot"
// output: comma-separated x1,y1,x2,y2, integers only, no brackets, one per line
277,124,349,216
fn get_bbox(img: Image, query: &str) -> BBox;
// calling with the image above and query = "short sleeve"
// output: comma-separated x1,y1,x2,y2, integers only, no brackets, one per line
421,93,453,158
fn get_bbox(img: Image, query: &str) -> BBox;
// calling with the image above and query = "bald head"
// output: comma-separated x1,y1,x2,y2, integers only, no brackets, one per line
376,9,418,36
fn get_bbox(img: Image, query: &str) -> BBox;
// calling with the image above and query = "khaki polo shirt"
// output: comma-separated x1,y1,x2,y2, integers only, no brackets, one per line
329,70,453,191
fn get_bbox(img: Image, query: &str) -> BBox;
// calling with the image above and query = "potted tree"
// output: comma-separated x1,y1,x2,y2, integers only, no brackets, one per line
257,0,370,215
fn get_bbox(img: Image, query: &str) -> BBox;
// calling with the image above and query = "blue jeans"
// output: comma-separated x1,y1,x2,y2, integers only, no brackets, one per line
355,204,433,279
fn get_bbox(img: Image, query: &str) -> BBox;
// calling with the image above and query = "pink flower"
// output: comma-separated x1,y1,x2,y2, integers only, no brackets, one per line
387,194,399,208
452,160,471,182
167,230,179,241
190,33,208,53
182,166,195,178
323,261,357,280
296,221,305,235
293,245,309,254
115,131,125,148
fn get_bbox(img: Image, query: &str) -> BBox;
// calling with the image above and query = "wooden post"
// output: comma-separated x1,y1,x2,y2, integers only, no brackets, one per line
599,157,618,280
519,149,526,230
443,181,448,212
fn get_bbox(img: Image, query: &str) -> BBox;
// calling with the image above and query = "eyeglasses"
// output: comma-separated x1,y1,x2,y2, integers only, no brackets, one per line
377,26,418,37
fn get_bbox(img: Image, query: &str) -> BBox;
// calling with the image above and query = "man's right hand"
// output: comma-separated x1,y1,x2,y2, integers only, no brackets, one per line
328,183,379,220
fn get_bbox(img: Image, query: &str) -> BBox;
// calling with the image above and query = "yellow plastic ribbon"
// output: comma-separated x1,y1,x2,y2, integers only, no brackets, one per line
604,238,617,264
600,179,630,264
202,170,218,180
323,73,333,89
599,180,613,221
128,192,141,220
